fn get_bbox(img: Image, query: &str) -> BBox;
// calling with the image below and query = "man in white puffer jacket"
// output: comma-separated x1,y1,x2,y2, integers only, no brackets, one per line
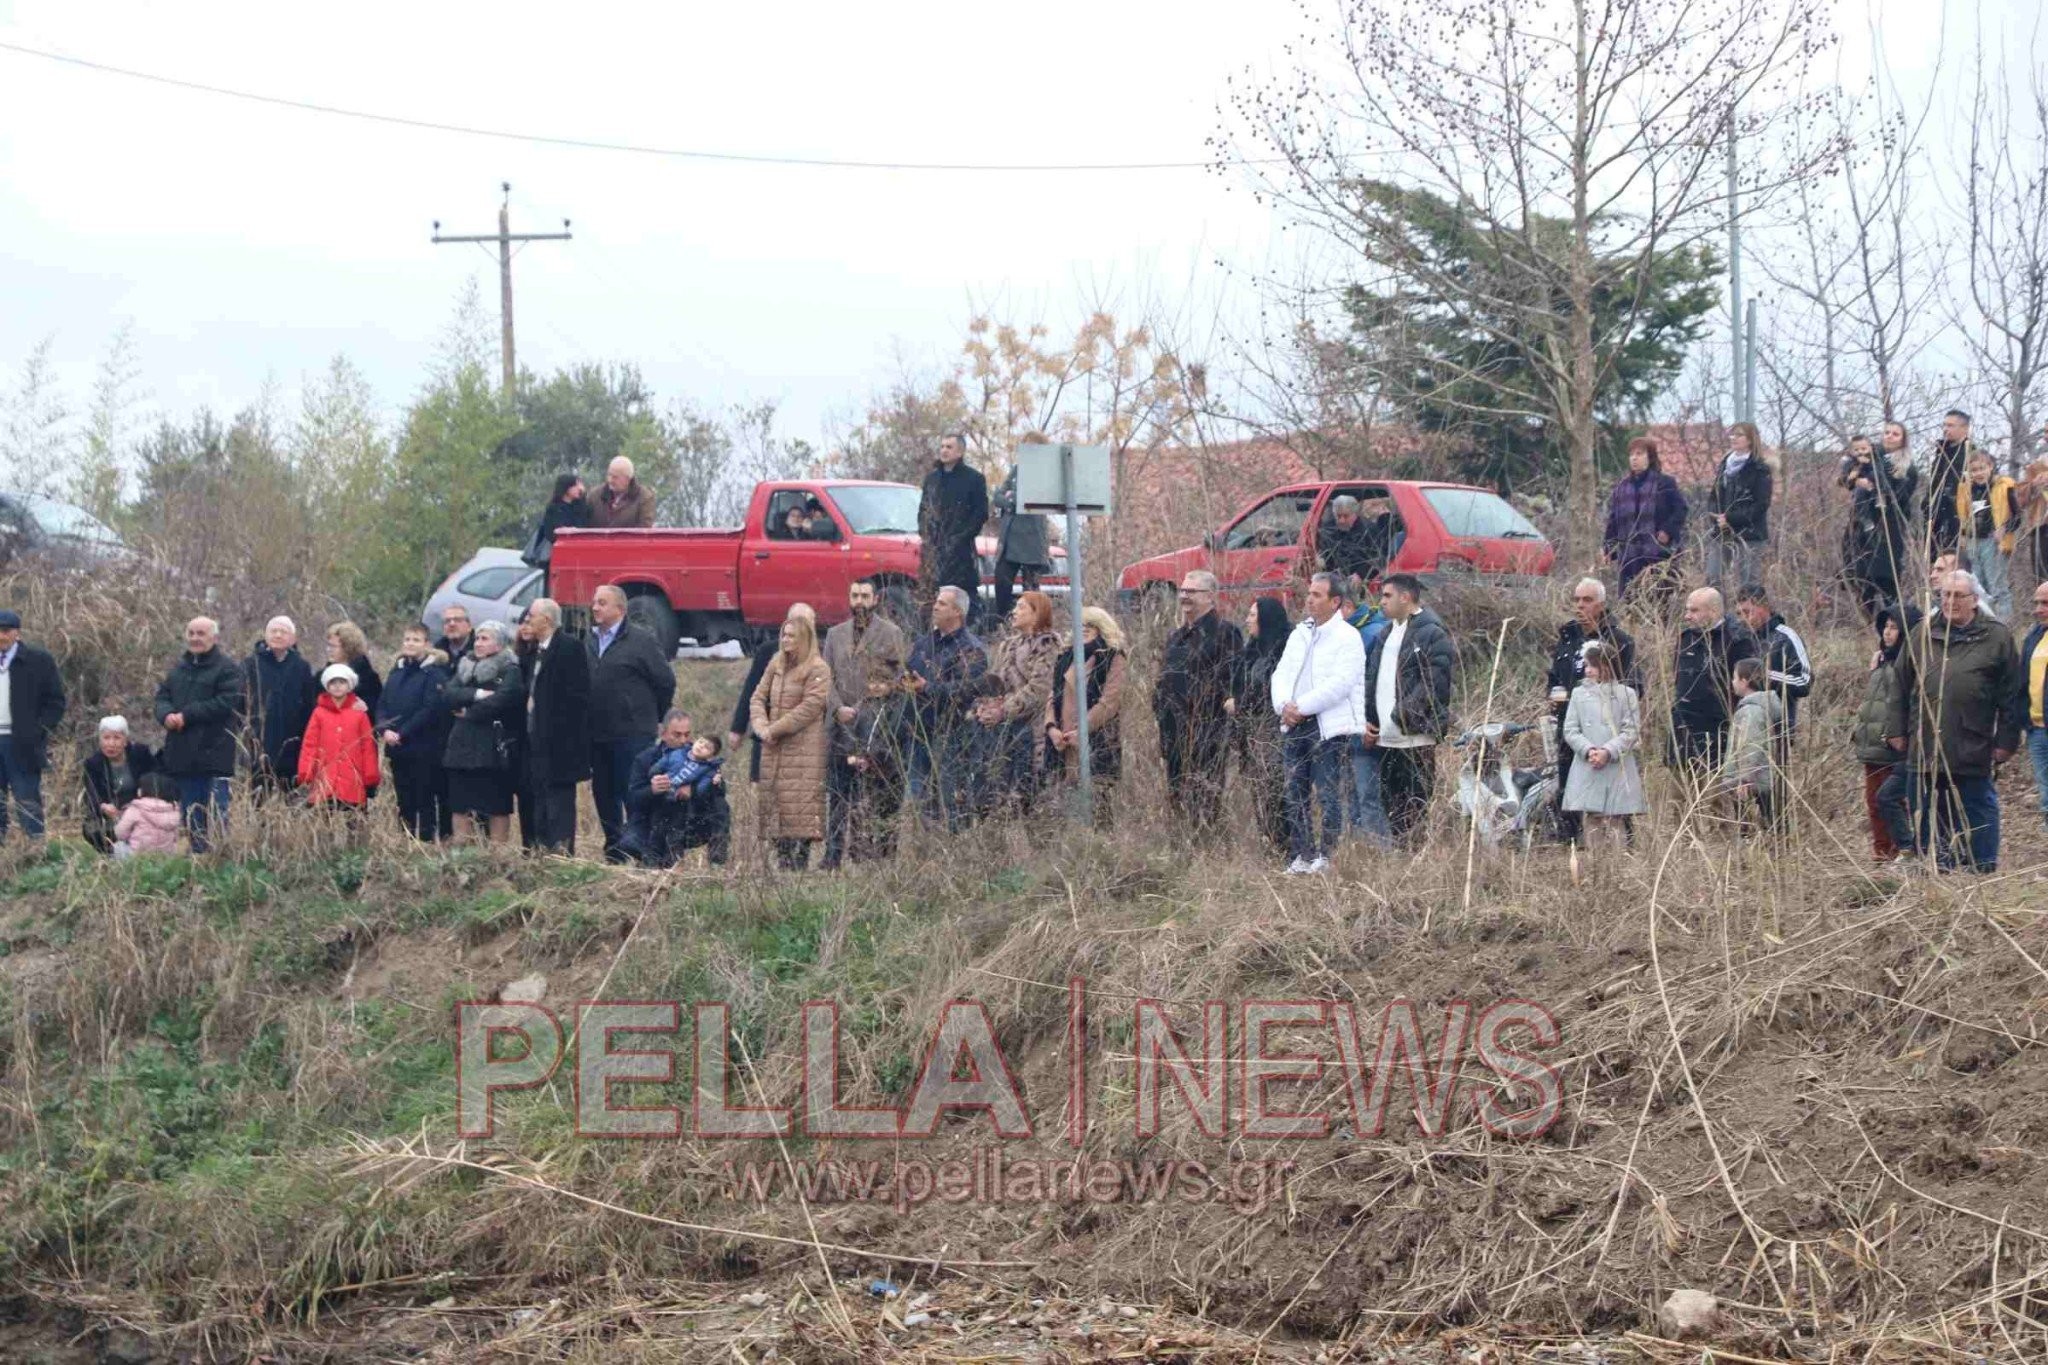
1271,572,1366,875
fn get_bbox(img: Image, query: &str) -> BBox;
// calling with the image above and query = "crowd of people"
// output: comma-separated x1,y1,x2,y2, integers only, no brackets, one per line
0,420,2046,877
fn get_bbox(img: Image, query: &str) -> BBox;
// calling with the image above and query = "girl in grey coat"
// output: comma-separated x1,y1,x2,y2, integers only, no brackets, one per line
1561,643,1645,848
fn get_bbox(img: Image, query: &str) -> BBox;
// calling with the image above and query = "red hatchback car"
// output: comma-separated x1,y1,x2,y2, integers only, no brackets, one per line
1116,479,1554,612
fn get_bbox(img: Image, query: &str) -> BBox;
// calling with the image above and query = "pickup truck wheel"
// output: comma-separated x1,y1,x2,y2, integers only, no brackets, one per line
625,593,681,657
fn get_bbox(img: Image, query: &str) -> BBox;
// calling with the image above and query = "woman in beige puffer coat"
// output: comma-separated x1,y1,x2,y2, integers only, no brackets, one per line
750,613,833,869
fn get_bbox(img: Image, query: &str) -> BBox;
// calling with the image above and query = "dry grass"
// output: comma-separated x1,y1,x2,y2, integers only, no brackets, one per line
2,573,2048,1362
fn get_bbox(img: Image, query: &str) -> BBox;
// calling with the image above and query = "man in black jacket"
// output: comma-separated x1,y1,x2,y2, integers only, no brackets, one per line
154,616,246,852
1317,496,1386,595
1544,579,1638,843
1734,584,1813,737
522,598,592,853
1670,588,1759,772
1928,410,1979,556
1155,569,1245,829
918,433,989,621
243,615,320,801
0,608,66,843
586,585,678,861
1363,574,1456,842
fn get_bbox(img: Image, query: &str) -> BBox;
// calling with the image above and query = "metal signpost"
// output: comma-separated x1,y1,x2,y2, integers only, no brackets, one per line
1015,443,1113,824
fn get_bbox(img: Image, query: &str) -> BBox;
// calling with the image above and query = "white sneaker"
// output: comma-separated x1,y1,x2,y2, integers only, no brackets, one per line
1284,857,1312,875
1303,856,1331,875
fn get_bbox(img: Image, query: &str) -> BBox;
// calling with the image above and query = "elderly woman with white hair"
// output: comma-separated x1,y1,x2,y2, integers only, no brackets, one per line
82,715,158,854
242,614,320,798
440,620,526,843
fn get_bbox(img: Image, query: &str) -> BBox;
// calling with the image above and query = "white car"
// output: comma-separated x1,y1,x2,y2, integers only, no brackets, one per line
421,548,545,634
0,491,128,571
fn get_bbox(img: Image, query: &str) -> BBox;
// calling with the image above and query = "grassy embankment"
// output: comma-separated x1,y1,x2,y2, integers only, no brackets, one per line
5,626,2048,1361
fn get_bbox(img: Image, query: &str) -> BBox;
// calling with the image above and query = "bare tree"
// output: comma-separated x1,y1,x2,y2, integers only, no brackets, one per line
1952,47,2048,471
1222,0,1837,554
1753,43,1948,451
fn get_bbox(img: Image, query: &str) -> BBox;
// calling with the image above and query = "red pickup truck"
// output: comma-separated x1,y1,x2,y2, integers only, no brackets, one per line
548,479,1068,651
549,480,929,651
1117,479,1554,613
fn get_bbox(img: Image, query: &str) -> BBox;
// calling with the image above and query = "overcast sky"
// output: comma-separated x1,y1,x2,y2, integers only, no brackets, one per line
0,0,1297,449
1,0,2039,461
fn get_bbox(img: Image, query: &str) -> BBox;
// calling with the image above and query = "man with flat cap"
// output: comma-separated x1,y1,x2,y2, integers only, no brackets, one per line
0,608,68,844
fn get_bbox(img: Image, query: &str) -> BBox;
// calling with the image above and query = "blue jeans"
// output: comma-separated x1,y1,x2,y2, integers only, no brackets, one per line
0,745,46,839
1283,730,1345,862
1909,771,2000,872
176,776,232,854
1969,539,2013,619
2028,729,2048,832
1344,735,1393,846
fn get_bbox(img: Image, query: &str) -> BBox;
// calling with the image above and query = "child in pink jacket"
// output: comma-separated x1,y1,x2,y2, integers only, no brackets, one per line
113,772,183,859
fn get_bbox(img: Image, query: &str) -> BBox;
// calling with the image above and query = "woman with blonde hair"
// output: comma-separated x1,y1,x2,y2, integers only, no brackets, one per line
973,590,1062,814
1045,606,1129,814
325,619,383,718
750,610,832,869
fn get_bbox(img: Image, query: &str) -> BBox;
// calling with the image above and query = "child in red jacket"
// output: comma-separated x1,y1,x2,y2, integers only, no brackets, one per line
299,664,382,808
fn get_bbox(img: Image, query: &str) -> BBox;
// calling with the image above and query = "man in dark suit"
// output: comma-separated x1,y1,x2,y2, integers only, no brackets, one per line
0,608,67,842
521,598,592,853
917,433,989,621
586,584,677,861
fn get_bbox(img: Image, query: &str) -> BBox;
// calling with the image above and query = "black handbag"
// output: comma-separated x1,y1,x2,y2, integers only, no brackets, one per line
521,524,551,568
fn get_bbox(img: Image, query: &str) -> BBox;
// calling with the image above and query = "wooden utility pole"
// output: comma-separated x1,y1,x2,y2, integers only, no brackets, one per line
431,182,571,397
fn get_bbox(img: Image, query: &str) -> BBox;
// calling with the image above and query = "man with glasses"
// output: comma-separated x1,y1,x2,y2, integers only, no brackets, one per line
1154,570,1243,828
1544,578,1638,845
435,605,475,669
1885,570,2024,872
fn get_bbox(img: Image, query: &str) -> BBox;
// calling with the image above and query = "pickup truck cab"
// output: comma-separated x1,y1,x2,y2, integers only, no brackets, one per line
550,480,927,652
1117,479,1553,613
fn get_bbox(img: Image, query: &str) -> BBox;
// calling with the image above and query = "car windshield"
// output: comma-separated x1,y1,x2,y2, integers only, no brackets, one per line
25,494,121,544
826,485,923,536
1422,488,1544,540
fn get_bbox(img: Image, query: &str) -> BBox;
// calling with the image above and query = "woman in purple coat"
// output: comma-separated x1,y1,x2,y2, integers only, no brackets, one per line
1604,436,1688,600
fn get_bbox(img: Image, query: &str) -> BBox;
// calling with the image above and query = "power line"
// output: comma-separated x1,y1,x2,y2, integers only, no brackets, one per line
0,38,1249,173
